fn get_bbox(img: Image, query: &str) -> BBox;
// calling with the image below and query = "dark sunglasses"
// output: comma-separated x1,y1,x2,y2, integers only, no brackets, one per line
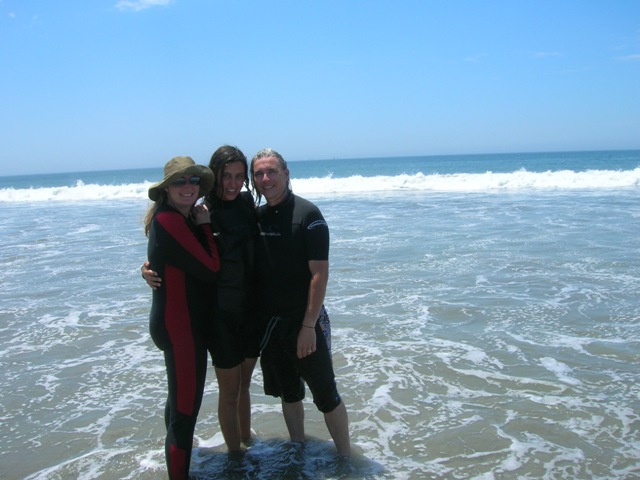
171,176,201,187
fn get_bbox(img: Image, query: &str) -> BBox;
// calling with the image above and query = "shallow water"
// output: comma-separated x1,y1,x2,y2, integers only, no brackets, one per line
1,185,639,479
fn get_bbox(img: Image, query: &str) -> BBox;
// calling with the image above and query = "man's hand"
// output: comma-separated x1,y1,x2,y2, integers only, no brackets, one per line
297,325,317,359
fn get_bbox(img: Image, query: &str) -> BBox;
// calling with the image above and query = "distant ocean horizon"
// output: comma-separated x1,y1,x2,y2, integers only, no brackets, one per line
1,149,639,203
1,149,639,479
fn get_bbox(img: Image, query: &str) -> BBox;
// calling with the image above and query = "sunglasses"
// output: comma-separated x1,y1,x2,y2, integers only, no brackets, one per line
171,176,201,187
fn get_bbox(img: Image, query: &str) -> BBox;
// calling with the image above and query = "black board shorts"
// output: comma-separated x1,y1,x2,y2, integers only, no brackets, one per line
260,307,342,413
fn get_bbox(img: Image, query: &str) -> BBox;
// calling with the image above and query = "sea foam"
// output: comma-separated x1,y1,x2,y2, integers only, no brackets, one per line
0,169,638,203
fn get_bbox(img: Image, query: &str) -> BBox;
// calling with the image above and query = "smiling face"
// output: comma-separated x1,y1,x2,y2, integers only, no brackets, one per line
220,161,246,202
165,175,200,215
252,156,290,206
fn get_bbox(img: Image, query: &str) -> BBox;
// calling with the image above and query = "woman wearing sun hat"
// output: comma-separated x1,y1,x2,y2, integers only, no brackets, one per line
143,146,262,453
143,156,221,480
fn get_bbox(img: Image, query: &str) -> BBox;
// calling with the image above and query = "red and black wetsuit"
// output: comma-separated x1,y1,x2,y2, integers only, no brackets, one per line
147,203,220,480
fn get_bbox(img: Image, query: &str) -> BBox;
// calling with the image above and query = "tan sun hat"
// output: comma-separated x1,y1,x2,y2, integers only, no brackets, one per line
148,156,214,201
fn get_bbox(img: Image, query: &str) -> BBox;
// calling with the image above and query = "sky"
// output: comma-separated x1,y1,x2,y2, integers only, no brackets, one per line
1,0,639,176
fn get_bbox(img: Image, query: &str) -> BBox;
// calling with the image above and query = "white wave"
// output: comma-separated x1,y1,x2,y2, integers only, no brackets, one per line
0,180,153,203
0,169,638,203
292,168,640,194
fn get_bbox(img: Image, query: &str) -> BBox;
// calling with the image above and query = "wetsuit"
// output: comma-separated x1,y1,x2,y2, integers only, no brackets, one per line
256,192,342,413
207,191,260,368
147,203,220,480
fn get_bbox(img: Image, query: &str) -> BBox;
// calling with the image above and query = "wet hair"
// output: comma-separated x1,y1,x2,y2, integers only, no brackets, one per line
143,194,165,237
205,145,251,210
249,148,292,205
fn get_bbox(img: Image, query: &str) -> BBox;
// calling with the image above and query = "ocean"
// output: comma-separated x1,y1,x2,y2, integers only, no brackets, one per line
1,150,639,479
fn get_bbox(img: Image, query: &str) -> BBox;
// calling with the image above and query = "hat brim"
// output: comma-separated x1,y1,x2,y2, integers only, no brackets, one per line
148,164,214,201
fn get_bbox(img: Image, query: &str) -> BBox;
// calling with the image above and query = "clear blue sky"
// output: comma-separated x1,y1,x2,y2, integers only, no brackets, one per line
1,0,639,176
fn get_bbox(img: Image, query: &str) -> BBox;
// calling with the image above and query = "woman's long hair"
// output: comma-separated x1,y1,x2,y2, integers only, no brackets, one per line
143,193,165,237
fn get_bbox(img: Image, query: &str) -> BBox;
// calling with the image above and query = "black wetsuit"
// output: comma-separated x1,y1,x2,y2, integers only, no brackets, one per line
147,203,220,480
255,192,342,413
207,191,260,368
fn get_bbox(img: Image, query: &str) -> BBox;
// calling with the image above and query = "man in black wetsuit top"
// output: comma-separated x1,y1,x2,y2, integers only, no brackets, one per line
250,148,351,456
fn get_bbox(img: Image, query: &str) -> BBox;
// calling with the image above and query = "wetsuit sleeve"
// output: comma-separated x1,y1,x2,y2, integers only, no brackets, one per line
153,211,220,282
303,210,329,261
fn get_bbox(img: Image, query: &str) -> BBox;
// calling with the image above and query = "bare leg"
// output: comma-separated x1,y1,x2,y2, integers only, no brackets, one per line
239,357,257,443
324,400,350,456
282,400,305,443
214,365,242,452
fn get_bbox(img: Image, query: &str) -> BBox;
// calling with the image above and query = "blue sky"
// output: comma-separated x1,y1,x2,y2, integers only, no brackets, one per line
1,0,639,176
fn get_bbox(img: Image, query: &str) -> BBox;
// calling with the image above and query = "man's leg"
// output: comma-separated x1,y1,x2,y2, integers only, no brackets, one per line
323,400,350,456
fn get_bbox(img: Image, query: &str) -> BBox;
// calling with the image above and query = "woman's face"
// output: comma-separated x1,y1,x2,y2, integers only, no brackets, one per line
165,175,201,214
220,161,246,201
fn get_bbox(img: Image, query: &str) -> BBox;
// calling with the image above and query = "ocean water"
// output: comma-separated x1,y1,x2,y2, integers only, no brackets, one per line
0,150,639,479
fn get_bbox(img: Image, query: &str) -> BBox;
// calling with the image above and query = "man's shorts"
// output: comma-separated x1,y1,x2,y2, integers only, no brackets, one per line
260,306,342,413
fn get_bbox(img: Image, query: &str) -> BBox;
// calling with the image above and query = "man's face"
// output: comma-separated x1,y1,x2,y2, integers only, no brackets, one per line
252,156,290,205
